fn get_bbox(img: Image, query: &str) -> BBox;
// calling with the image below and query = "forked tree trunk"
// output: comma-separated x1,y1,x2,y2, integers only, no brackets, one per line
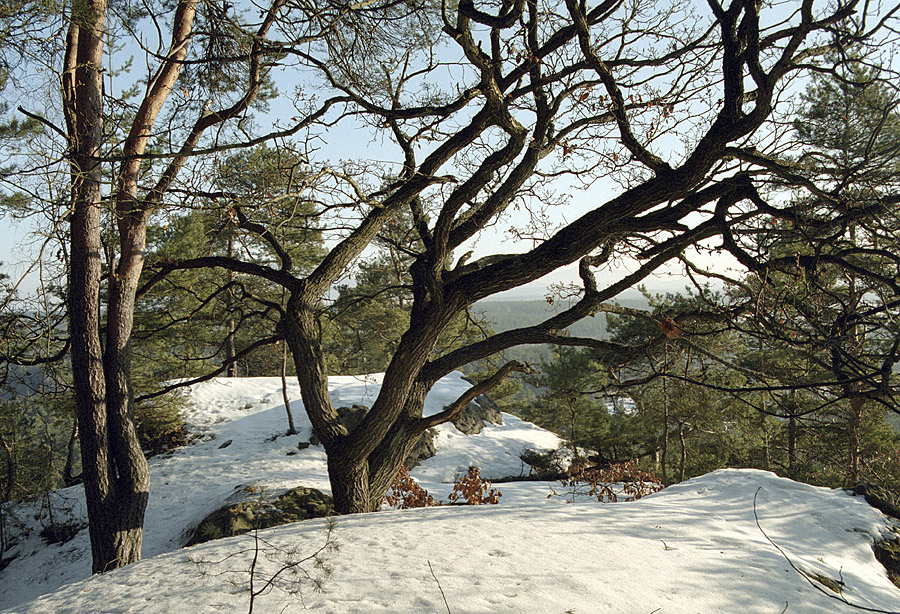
68,106,152,574
327,415,427,514
63,0,194,572
64,0,144,572
283,292,446,514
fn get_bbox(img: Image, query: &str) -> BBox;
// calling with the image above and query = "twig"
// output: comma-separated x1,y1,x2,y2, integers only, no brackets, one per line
753,487,900,613
428,560,452,614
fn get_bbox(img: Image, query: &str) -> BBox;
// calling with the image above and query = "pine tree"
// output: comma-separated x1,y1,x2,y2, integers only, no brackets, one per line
735,58,900,487
136,145,326,383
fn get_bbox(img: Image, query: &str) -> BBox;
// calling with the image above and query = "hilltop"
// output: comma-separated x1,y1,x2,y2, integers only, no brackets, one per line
1,373,899,613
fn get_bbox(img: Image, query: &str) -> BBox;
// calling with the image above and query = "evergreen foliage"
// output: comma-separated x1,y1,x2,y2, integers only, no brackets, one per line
136,145,326,380
325,215,491,375
0,0,898,573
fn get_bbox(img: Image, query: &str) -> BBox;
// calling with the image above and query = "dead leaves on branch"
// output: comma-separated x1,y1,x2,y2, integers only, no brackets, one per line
447,467,502,505
384,466,501,509
659,317,681,339
553,459,664,503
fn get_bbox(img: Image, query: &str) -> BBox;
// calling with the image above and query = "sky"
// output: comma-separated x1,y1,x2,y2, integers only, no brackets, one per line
0,0,757,303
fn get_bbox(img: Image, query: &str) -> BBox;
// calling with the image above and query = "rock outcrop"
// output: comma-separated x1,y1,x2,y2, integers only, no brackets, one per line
404,429,437,469
186,485,334,546
305,394,503,466
450,397,503,435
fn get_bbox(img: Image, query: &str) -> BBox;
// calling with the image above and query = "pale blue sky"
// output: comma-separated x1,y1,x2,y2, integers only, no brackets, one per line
0,0,751,302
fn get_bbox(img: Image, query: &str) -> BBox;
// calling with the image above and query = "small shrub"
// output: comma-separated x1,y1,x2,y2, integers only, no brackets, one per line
555,459,663,503
447,467,501,505
520,447,569,480
384,466,440,509
385,466,502,509
873,531,900,589
142,426,195,458
39,520,86,545
190,517,338,614
135,390,190,456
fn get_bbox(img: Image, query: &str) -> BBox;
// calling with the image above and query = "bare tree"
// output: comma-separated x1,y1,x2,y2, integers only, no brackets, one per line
141,0,899,513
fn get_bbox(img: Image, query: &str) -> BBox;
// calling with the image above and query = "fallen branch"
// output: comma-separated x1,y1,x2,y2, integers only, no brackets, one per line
428,561,452,614
753,487,900,614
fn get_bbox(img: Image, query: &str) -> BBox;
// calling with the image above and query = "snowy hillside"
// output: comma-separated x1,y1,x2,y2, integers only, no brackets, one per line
2,373,900,613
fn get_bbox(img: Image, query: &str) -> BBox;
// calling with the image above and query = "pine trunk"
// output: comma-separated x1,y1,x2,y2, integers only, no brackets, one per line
787,414,797,480
280,343,297,435
64,0,144,572
64,0,193,572
225,235,237,377
63,417,80,486
846,396,863,487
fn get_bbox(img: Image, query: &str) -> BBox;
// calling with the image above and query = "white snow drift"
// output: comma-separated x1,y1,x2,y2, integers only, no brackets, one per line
1,373,899,613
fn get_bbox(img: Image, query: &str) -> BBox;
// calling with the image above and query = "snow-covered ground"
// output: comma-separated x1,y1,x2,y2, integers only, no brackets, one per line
2,373,900,613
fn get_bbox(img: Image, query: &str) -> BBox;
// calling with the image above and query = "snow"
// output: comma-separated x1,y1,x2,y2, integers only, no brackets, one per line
2,372,900,613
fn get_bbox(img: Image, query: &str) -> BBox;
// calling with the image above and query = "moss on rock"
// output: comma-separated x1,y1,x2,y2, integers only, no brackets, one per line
186,486,334,546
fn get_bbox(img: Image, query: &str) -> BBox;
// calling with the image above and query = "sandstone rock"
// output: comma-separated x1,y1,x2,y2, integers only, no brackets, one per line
405,429,437,469
309,405,369,446
451,403,486,435
519,447,570,480
186,486,334,546
451,397,503,435
474,393,504,425
337,404,370,431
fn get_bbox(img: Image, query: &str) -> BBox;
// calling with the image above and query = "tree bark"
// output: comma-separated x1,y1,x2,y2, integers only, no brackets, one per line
787,413,797,481
0,431,14,502
660,347,671,487
63,415,80,486
64,0,136,573
63,0,195,572
328,458,377,514
283,289,457,513
225,235,237,377
280,342,297,435
846,396,863,487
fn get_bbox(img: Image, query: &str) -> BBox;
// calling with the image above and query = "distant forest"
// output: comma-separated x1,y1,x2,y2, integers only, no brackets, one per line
473,296,649,365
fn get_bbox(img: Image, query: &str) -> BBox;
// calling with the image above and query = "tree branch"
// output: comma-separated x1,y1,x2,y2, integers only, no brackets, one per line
419,361,534,429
